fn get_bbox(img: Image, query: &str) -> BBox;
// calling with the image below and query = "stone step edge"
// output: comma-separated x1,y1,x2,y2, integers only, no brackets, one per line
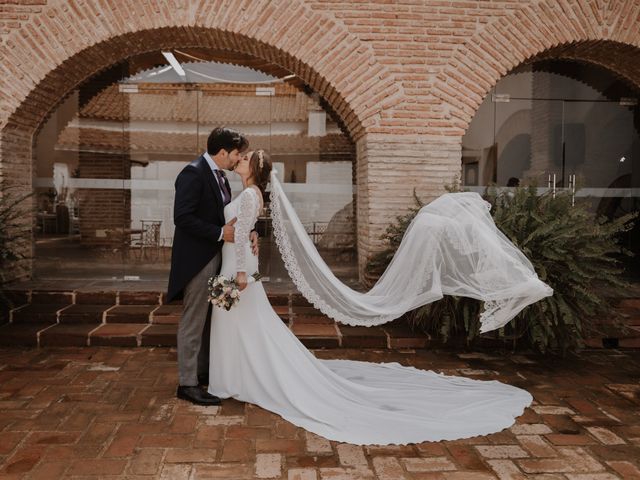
0,321,432,349
2,321,638,350
6,303,343,326
4,289,296,306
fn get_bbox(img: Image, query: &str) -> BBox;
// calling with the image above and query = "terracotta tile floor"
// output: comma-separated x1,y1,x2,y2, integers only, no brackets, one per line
0,347,639,479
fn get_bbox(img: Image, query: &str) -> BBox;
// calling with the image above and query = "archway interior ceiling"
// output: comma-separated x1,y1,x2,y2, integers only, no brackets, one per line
6,29,640,154
458,39,640,137
514,40,640,94
125,48,303,87
7,28,365,141
23,46,352,144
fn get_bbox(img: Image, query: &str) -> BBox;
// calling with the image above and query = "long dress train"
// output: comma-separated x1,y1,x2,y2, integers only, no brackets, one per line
208,186,536,445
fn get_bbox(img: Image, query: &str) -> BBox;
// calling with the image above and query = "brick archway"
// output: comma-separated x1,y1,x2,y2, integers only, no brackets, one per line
430,1,640,136
1,29,388,141
0,1,401,140
0,0,403,281
2,0,639,283
0,0,405,195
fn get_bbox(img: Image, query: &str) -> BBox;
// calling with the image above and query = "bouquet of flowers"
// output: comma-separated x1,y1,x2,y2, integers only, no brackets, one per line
207,272,262,311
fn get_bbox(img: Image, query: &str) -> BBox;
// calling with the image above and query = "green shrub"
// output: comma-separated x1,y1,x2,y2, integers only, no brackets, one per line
366,186,637,354
0,187,32,316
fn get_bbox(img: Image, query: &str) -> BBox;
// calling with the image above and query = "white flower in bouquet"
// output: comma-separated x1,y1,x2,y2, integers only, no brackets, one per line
207,272,263,311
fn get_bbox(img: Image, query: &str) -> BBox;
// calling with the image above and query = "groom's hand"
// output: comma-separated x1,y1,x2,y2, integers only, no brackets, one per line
223,218,237,243
250,231,259,256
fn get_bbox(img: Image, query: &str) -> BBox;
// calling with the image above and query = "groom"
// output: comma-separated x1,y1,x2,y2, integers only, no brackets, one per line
167,127,256,406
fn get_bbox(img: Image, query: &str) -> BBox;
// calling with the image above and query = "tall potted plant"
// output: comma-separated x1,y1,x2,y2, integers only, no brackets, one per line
0,187,33,320
367,185,637,354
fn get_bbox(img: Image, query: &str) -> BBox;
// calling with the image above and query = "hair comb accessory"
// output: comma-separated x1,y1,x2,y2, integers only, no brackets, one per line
258,150,264,169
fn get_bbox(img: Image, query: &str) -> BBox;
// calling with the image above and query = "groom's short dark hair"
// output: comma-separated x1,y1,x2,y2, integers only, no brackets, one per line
207,127,248,155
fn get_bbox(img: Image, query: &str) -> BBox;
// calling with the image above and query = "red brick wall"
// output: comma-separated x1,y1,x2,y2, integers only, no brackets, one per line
77,152,131,248
2,0,640,280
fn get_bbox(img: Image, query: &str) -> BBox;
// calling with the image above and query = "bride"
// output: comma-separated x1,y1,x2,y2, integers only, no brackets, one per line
208,149,552,445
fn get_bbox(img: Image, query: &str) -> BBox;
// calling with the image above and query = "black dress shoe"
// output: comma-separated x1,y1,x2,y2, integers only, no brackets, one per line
176,385,221,406
197,373,209,387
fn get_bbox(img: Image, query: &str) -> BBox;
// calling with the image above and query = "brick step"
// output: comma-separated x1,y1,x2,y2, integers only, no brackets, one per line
31,291,74,304
291,306,322,315
151,305,181,324
4,319,637,350
105,305,157,323
591,319,640,333
9,306,340,327
612,325,640,337
584,324,640,349
59,304,110,324
616,311,640,325
75,291,118,305
291,294,312,307
117,291,163,305
5,288,638,351
141,324,178,346
0,322,53,346
89,324,149,347
585,337,640,349
8,289,290,307
292,313,335,324
41,323,98,346
273,305,290,322
12,304,71,323
291,323,341,348
2,290,29,305
0,323,166,347
267,294,289,306
340,325,389,348
618,298,640,310
0,319,431,349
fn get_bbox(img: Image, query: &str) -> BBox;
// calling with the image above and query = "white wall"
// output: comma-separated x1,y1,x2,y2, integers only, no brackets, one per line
130,159,354,243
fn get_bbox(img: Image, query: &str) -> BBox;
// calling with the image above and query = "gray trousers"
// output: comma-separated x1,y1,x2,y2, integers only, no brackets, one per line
177,253,221,386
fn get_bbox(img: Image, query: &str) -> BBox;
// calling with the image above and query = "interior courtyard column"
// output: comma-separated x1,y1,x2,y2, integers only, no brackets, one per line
0,123,34,282
356,132,463,281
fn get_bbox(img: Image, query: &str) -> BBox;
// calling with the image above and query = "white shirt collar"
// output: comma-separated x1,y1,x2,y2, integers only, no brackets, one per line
203,151,221,173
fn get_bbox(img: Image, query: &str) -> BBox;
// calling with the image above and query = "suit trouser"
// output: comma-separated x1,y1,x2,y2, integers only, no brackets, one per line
177,253,221,386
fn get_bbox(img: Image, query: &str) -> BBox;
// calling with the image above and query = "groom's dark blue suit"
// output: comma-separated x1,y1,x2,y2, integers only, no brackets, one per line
167,155,228,302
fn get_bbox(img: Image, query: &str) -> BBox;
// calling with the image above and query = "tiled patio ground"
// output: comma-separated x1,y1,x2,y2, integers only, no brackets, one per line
0,347,639,479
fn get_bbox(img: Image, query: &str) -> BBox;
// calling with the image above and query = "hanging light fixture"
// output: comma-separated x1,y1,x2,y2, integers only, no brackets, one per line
162,51,186,77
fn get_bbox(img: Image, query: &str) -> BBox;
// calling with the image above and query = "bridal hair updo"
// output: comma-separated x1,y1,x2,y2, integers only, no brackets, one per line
249,150,272,194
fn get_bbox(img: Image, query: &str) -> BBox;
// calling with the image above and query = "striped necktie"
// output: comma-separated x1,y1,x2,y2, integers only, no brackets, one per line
214,169,231,205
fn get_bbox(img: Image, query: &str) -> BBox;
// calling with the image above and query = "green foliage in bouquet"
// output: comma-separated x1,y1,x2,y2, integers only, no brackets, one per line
366,185,637,354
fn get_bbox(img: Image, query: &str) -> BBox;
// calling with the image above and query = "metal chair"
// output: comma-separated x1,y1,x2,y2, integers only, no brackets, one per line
131,219,162,261
303,222,328,245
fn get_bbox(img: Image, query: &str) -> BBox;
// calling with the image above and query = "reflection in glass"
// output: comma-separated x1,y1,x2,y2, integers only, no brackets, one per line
33,51,357,288
463,60,640,278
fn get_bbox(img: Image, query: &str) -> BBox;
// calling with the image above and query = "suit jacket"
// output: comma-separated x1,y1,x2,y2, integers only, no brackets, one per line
167,155,227,302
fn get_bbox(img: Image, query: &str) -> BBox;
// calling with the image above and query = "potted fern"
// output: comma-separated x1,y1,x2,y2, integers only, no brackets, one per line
367,185,637,354
0,187,33,320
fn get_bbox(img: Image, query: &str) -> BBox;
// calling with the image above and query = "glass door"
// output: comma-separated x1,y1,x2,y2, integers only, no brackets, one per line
33,63,130,282
32,52,359,288
121,82,200,281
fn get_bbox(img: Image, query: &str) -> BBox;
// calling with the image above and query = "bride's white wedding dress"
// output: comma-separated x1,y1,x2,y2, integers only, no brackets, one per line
208,182,546,445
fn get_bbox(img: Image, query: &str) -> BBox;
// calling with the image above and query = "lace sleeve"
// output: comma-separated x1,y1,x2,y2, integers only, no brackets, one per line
235,188,260,273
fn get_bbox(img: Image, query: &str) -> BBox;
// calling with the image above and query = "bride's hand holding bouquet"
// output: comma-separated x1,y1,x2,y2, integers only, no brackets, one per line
236,272,247,291
208,272,261,310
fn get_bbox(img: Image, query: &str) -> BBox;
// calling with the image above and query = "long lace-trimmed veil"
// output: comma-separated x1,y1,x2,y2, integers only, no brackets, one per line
268,171,553,333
